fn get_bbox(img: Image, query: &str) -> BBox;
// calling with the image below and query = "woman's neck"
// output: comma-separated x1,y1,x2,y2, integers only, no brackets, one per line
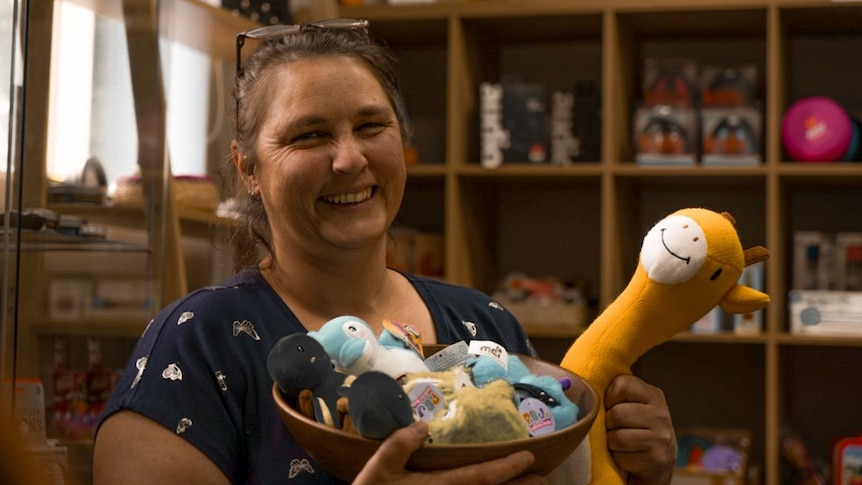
260,245,397,331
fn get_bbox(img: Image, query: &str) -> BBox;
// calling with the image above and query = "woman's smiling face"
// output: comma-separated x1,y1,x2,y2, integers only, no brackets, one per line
248,55,406,257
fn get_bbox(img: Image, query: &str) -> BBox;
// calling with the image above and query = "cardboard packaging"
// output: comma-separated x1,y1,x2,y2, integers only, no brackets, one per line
789,290,862,335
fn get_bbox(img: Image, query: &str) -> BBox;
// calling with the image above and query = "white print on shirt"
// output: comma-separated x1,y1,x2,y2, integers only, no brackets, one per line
131,356,148,389
232,320,261,340
462,320,478,336
177,311,194,325
176,417,192,434
488,301,504,311
162,363,183,381
288,458,314,478
215,371,228,391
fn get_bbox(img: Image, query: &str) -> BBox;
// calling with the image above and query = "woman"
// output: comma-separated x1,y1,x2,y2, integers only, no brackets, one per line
94,20,675,484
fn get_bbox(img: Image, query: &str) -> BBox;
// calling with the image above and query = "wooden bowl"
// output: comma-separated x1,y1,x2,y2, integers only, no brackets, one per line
272,345,598,482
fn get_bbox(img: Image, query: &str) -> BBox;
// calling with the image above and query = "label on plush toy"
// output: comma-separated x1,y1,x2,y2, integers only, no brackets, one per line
519,398,556,436
408,383,446,422
467,340,508,371
424,341,470,372
383,319,424,356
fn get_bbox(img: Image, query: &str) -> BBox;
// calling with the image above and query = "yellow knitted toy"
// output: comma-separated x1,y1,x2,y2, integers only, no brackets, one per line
558,208,770,484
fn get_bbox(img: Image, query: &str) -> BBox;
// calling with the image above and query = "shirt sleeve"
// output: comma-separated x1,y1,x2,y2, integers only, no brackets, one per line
99,289,252,482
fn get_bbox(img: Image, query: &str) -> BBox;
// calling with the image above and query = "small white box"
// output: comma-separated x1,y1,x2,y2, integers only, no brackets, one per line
835,232,862,291
734,261,765,334
48,279,92,320
690,306,724,334
793,231,834,290
86,279,156,316
789,290,862,335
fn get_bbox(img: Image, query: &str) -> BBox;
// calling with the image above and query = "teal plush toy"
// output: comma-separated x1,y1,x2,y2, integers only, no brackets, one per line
467,353,579,430
308,315,429,379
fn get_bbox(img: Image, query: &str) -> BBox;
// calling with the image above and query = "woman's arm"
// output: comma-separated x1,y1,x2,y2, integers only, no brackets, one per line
93,411,231,485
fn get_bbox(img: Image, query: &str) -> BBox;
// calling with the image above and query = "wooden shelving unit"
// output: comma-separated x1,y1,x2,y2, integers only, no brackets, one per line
7,1,861,483
339,1,862,483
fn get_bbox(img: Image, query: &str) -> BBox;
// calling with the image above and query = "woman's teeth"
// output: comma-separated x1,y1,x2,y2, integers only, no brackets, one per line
323,187,372,204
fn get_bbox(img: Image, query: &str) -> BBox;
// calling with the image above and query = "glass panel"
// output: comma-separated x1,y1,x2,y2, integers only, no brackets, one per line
1,0,23,385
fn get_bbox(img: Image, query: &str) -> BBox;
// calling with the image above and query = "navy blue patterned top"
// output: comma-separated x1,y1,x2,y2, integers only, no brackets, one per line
99,268,535,484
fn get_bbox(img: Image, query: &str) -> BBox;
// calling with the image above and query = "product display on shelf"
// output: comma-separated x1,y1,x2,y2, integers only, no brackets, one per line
492,272,589,332
5,1,862,483
833,435,862,485
674,428,752,484
782,96,862,162
479,79,548,167
690,261,766,335
636,58,764,165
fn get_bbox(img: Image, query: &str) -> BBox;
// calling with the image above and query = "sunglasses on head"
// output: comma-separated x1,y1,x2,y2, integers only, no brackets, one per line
234,18,370,126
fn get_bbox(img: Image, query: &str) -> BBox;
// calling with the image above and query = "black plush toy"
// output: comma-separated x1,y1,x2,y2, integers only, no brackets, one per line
338,371,415,440
267,333,348,429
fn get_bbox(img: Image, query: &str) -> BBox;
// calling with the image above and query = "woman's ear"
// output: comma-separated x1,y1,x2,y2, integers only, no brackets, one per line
231,140,259,197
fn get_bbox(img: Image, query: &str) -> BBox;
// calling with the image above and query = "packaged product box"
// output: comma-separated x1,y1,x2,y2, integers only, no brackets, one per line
793,231,834,290
549,80,601,164
673,427,751,485
500,80,547,164
634,106,698,166
480,79,548,168
642,57,699,109
700,64,758,109
2,379,69,485
86,279,155,316
834,232,862,291
690,306,725,334
48,279,92,320
788,289,862,335
833,435,862,485
701,107,763,166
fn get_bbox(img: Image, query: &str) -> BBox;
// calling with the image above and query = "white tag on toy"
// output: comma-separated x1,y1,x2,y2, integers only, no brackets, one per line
424,341,470,371
468,340,508,371
452,367,475,391
409,382,446,422
383,319,424,355
519,398,556,436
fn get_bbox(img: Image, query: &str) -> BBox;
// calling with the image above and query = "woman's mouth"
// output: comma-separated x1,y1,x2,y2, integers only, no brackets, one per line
321,187,374,205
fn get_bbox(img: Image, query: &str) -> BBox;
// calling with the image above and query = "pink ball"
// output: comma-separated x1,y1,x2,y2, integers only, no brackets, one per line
781,96,853,162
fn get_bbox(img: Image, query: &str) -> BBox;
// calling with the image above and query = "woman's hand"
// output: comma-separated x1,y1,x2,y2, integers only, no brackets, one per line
353,421,544,485
605,375,677,485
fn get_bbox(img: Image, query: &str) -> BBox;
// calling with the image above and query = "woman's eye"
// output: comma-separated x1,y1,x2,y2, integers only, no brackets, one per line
357,122,387,135
296,131,325,141
288,131,328,146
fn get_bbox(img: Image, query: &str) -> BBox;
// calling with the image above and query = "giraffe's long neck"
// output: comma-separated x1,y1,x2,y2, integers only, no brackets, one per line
561,268,686,394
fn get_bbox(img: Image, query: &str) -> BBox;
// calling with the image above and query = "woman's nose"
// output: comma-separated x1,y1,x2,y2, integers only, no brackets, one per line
331,136,368,174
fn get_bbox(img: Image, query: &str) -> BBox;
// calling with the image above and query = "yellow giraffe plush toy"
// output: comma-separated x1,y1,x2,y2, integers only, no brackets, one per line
558,208,770,484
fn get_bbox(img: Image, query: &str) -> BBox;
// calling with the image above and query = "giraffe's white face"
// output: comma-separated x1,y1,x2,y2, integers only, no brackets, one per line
639,214,707,284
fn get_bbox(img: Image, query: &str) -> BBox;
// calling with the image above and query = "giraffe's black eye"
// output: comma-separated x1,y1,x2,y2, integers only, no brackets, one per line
710,268,723,281
296,345,306,352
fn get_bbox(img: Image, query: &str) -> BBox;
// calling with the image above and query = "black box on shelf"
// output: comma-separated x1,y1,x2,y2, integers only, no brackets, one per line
550,80,601,164
480,80,548,168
